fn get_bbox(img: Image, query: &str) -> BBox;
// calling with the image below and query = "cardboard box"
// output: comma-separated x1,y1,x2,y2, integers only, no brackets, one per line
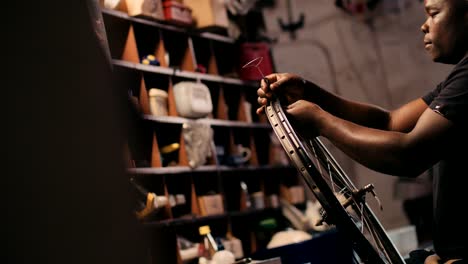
289,185,305,204
183,0,229,29
108,0,165,20
163,1,193,26
198,194,224,216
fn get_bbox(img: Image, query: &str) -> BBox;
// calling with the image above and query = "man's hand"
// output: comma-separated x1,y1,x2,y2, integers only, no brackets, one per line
285,99,323,137
425,254,441,264
424,254,463,264
256,73,308,114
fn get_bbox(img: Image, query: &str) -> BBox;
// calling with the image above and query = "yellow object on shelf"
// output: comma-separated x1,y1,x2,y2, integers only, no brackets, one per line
199,225,218,257
160,142,180,154
199,225,211,236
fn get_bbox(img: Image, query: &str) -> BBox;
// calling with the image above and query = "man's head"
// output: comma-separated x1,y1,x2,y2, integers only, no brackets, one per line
421,0,468,64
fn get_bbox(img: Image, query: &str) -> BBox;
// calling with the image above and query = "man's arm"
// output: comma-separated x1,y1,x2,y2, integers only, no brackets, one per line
286,99,453,177
304,80,427,133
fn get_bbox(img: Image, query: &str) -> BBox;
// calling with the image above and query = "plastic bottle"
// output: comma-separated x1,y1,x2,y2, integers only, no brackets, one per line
198,225,235,264
211,240,235,264
199,225,218,258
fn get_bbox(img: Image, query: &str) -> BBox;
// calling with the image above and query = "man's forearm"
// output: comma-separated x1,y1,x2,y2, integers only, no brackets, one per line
304,80,391,129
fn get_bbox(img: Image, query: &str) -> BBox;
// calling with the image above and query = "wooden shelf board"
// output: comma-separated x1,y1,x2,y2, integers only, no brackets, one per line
128,165,294,175
144,213,229,228
143,115,271,129
102,8,185,33
198,32,234,44
113,59,257,87
128,165,219,175
102,8,236,44
143,208,282,228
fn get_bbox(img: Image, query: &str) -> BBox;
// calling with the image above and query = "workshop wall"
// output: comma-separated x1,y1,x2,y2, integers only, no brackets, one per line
261,0,451,229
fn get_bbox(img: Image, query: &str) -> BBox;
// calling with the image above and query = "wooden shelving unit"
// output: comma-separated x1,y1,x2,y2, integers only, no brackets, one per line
101,7,303,264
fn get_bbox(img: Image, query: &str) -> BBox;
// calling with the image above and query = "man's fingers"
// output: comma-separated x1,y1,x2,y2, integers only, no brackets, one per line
261,73,292,96
257,97,267,105
257,87,266,97
261,74,278,89
256,106,265,115
269,75,290,92
257,87,273,99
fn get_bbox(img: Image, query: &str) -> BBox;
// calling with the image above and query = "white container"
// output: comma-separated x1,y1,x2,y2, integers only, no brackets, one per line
149,88,168,116
173,81,212,118
252,191,265,209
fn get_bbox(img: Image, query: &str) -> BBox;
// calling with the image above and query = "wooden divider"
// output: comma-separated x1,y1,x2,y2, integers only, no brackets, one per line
208,54,219,75
139,76,151,115
248,131,259,166
191,177,201,216
216,86,228,120
268,136,276,165
122,25,140,63
227,129,236,158
250,232,257,254
163,179,174,219
167,78,178,117
151,133,162,167
155,32,168,67
124,142,135,168
205,145,217,165
280,184,291,203
181,38,196,72
237,92,248,122
208,41,219,75
177,132,189,166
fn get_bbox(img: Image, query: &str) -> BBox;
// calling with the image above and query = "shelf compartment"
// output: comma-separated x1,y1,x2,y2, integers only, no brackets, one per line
132,22,168,66
212,40,238,77
191,35,218,75
221,170,267,212
132,175,173,221
147,122,188,167
252,129,273,166
191,171,224,217
161,29,196,71
165,173,195,218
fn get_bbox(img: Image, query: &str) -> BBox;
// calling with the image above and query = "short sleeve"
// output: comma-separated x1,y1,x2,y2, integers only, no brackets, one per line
422,83,442,106
424,59,468,125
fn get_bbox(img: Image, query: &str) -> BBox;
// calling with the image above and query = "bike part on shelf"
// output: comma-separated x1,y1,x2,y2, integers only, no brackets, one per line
265,99,405,264
173,81,213,118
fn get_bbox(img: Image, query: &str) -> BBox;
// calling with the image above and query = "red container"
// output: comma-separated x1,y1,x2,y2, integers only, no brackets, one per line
238,42,274,81
163,1,193,26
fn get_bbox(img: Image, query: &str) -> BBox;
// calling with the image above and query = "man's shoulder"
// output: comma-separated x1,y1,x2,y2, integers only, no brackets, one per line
444,56,468,83
454,55,468,71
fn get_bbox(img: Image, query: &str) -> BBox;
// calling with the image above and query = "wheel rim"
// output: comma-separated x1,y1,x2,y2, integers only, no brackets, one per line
265,100,405,264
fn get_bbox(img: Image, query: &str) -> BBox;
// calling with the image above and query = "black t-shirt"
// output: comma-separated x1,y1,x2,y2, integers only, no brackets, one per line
421,55,468,261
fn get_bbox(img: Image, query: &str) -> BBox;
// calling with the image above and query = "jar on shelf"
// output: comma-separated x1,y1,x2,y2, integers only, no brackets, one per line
149,88,168,117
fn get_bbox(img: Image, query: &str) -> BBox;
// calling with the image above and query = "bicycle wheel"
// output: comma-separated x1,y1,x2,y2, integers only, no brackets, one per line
265,99,406,264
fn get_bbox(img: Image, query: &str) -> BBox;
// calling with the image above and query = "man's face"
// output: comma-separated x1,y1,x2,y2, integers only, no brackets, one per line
421,0,467,64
